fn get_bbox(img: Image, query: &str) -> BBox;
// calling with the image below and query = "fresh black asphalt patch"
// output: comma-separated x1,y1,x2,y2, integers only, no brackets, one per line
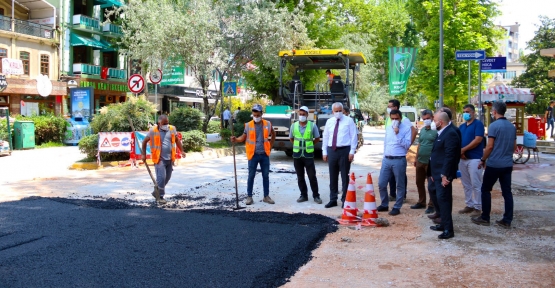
0,197,337,288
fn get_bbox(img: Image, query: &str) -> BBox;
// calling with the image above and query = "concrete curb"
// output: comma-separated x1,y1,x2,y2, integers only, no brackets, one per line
69,146,246,170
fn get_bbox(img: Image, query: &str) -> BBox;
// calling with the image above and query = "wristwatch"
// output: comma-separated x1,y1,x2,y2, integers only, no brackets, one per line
480,158,485,162
441,174,451,181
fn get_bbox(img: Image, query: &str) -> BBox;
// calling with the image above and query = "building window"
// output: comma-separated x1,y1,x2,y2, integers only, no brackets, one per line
20,51,30,75
0,48,7,72
40,54,49,76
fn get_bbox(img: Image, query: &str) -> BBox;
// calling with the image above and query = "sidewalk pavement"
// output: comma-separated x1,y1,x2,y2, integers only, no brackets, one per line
511,152,555,193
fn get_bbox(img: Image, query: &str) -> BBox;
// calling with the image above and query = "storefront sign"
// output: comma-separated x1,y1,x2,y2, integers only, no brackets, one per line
80,80,128,92
2,58,24,75
0,75,7,92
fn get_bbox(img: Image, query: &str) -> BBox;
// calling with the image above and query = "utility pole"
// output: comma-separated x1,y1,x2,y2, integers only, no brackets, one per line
439,0,444,107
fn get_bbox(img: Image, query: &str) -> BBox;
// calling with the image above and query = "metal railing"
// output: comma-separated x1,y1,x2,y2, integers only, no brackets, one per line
73,63,101,75
108,68,126,79
102,23,122,35
0,15,10,32
0,15,53,39
14,19,53,39
73,14,100,30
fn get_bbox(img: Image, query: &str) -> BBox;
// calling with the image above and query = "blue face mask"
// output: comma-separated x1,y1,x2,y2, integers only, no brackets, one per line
463,113,472,121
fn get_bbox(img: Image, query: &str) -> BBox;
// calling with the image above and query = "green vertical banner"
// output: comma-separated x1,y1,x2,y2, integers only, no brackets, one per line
388,47,418,95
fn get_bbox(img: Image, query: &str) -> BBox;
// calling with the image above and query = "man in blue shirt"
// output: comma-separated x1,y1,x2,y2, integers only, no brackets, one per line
458,104,485,217
472,101,516,229
377,109,412,216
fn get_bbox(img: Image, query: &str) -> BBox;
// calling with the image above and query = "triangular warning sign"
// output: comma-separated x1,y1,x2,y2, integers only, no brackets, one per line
225,84,234,95
101,138,111,147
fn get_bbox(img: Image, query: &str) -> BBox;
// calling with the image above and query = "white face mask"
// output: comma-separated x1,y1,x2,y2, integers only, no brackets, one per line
387,108,392,114
253,116,262,123
431,121,437,130
423,119,432,127
334,112,343,119
299,115,307,122
392,120,399,128
160,124,169,131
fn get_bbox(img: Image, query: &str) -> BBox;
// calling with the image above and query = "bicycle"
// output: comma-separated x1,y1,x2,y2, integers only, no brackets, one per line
513,144,530,164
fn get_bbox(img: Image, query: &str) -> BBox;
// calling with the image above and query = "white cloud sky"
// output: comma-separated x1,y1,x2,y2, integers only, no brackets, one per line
496,0,555,54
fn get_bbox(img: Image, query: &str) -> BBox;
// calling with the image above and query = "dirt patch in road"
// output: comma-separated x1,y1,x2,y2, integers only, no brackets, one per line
283,181,555,287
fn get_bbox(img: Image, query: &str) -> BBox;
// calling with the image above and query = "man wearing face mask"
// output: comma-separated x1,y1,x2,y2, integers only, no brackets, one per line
458,104,485,217
427,111,461,239
385,99,416,201
289,106,322,204
322,102,358,208
142,114,185,204
412,109,437,213
231,104,276,205
377,109,413,216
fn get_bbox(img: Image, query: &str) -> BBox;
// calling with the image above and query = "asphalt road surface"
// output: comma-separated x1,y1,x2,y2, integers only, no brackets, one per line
0,197,337,288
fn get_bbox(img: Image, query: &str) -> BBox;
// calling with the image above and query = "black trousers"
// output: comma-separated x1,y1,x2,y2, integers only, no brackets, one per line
429,176,454,232
293,157,319,198
327,146,350,202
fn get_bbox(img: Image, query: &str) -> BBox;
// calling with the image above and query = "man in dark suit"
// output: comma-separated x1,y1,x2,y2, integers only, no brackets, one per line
427,111,461,239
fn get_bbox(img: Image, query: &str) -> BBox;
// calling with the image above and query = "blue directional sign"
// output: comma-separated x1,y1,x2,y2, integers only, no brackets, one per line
223,81,237,96
480,57,507,73
455,50,486,61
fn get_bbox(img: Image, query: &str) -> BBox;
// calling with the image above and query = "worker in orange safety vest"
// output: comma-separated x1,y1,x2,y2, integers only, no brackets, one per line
231,104,276,205
142,114,185,204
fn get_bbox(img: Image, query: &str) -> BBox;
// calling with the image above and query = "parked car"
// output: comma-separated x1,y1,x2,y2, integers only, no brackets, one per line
0,140,11,156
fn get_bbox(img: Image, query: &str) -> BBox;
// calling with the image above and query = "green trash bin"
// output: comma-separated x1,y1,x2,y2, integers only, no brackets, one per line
14,121,35,149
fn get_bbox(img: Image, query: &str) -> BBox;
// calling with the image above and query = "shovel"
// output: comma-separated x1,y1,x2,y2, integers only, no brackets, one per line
127,116,161,202
231,119,245,211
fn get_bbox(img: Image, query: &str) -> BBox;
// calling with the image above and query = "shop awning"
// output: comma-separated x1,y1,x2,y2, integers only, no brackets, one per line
99,38,116,52
70,33,108,49
177,96,216,104
94,0,124,8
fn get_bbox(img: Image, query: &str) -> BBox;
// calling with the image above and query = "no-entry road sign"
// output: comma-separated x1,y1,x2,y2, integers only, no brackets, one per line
128,74,145,93
456,50,486,61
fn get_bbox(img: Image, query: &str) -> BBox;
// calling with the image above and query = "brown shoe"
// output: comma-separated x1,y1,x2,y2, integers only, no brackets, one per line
470,209,481,217
263,196,275,204
433,218,442,224
428,213,440,219
458,206,474,214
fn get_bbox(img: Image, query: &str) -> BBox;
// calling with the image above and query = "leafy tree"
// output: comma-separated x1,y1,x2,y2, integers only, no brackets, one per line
406,0,503,116
512,16,555,114
121,0,312,133
168,107,203,132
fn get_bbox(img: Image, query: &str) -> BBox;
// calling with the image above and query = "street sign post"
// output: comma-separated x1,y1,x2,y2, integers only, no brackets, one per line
480,57,507,73
456,50,485,103
223,81,237,96
128,74,145,94
149,69,163,122
455,50,486,61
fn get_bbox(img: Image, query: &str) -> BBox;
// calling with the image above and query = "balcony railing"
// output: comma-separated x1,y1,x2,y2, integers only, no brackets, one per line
73,15,101,33
108,68,126,79
0,15,53,39
15,19,53,39
0,15,10,32
73,63,101,75
102,23,122,37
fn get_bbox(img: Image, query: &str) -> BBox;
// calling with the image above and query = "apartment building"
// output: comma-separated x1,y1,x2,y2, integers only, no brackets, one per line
0,0,67,116
60,0,126,116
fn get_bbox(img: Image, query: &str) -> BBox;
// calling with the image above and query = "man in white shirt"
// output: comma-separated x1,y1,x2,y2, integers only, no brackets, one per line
376,109,412,215
322,102,358,208
223,108,232,129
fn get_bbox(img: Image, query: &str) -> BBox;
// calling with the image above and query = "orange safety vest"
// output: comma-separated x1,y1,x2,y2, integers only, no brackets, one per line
245,120,272,160
149,125,177,164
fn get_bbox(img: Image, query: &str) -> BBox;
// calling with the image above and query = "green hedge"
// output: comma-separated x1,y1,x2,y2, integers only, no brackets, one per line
18,114,67,145
0,119,11,142
207,121,220,134
232,110,251,137
181,130,206,152
169,107,203,132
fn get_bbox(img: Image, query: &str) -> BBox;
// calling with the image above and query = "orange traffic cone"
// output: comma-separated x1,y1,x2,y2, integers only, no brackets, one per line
338,174,360,225
361,173,378,226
